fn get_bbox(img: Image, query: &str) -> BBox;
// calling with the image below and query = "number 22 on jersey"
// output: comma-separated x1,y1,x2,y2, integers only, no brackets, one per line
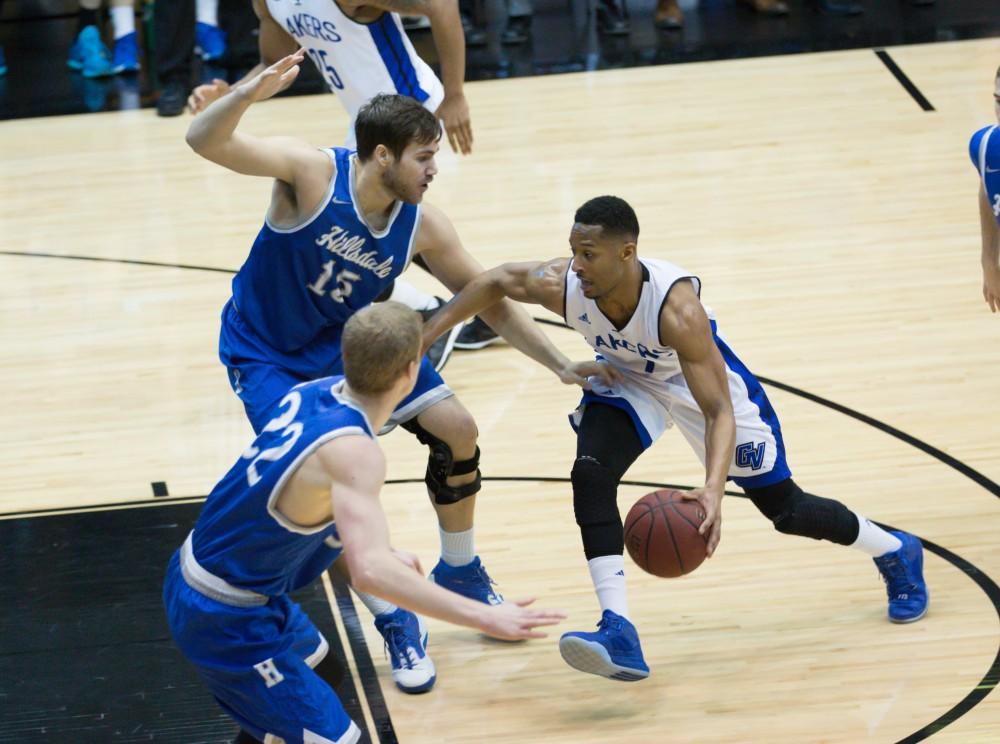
242,391,304,486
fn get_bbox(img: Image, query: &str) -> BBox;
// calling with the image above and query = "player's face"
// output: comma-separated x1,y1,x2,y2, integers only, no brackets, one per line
382,139,440,204
569,223,627,299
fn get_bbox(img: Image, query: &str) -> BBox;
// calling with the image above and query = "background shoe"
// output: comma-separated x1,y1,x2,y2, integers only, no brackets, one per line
402,15,431,30
596,0,630,36
156,80,188,117
420,298,462,372
67,26,114,78
873,531,928,623
454,316,501,350
374,608,436,693
195,21,227,62
655,0,684,29
740,0,790,15
461,13,488,47
559,610,649,681
429,556,503,605
111,32,140,74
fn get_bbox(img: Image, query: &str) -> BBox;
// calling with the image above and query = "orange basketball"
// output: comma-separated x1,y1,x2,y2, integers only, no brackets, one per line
623,489,708,578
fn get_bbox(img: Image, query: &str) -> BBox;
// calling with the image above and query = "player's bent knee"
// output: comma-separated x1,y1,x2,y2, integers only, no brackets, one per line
571,456,621,527
571,456,625,558
402,418,482,505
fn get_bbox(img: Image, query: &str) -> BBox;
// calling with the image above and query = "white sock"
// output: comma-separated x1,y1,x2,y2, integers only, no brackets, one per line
588,554,629,619
851,514,902,557
110,5,135,39
353,587,397,618
196,0,219,27
389,280,439,312
440,526,475,567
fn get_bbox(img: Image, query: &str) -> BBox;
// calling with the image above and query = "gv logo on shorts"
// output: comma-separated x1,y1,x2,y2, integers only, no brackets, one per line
735,441,766,470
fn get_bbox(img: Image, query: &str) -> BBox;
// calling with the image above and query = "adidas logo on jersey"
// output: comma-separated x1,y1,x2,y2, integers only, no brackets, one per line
578,313,590,324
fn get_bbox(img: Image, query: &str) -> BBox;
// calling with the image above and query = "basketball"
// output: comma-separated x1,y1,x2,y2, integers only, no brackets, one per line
624,489,708,578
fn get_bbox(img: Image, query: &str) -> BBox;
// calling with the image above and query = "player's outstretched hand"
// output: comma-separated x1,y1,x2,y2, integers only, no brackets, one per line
983,264,1000,313
681,486,722,557
478,598,566,641
188,78,230,115
558,360,623,390
239,51,306,104
436,94,473,155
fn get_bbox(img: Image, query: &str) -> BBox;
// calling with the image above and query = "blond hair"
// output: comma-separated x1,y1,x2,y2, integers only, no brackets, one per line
342,302,422,394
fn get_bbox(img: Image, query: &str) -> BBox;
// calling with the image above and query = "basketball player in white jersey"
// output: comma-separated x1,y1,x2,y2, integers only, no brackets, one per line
421,195,929,681
188,0,500,361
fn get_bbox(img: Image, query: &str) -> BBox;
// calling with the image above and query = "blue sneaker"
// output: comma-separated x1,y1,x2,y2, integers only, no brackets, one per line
0,45,7,77
429,556,504,605
873,531,929,623
373,608,436,693
559,610,650,681
111,32,140,74
67,25,113,78
195,22,227,61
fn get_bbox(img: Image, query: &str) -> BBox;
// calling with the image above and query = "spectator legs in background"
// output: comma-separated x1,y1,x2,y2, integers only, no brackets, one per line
155,0,195,116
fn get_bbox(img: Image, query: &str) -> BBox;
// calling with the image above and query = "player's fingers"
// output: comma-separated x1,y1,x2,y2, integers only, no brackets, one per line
212,78,227,86
512,597,537,608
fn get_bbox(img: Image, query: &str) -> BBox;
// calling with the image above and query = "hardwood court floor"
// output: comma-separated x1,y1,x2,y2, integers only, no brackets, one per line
1,38,998,742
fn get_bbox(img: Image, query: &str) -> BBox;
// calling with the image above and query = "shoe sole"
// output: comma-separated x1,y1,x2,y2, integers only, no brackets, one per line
429,322,462,373
396,673,436,694
889,604,928,623
454,335,503,351
559,636,649,681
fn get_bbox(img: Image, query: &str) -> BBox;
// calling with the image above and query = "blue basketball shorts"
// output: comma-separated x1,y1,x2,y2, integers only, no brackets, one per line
219,298,452,434
163,553,361,744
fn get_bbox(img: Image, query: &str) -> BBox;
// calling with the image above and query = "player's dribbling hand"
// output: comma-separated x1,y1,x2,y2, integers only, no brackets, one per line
436,94,473,155
983,264,1000,313
479,598,567,641
239,51,306,103
681,486,722,557
188,79,230,114
558,360,623,390
391,548,424,576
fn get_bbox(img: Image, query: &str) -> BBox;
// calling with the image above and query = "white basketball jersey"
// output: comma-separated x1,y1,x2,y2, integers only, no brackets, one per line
267,0,444,130
564,258,710,380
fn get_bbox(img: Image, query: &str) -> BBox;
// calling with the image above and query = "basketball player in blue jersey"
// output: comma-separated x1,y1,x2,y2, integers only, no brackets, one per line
164,303,566,744
188,0,501,363
969,66,1000,314
421,195,929,682
185,55,612,694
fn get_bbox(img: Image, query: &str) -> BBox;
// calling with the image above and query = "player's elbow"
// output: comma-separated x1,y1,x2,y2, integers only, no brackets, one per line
345,553,380,595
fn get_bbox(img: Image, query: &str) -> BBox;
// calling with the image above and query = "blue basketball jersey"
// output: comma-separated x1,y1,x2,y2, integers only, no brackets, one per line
232,147,420,356
188,376,374,599
970,125,1000,226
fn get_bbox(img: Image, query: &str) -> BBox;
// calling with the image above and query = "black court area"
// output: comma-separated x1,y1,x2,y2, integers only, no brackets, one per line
0,502,385,744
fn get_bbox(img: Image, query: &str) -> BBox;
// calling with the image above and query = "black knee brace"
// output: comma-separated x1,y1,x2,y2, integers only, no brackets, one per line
402,418,482,505
745,478,859,545
571,456,625,560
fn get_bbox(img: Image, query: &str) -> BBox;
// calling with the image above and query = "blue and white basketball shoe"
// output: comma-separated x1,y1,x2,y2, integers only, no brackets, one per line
374,608,436,693
559,610,650,681
873,531,928,623
429,556,503,605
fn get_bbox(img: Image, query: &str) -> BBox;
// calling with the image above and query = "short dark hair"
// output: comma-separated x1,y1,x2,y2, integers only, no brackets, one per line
355,94,440,162
341,302,421,395
574,196,640,240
